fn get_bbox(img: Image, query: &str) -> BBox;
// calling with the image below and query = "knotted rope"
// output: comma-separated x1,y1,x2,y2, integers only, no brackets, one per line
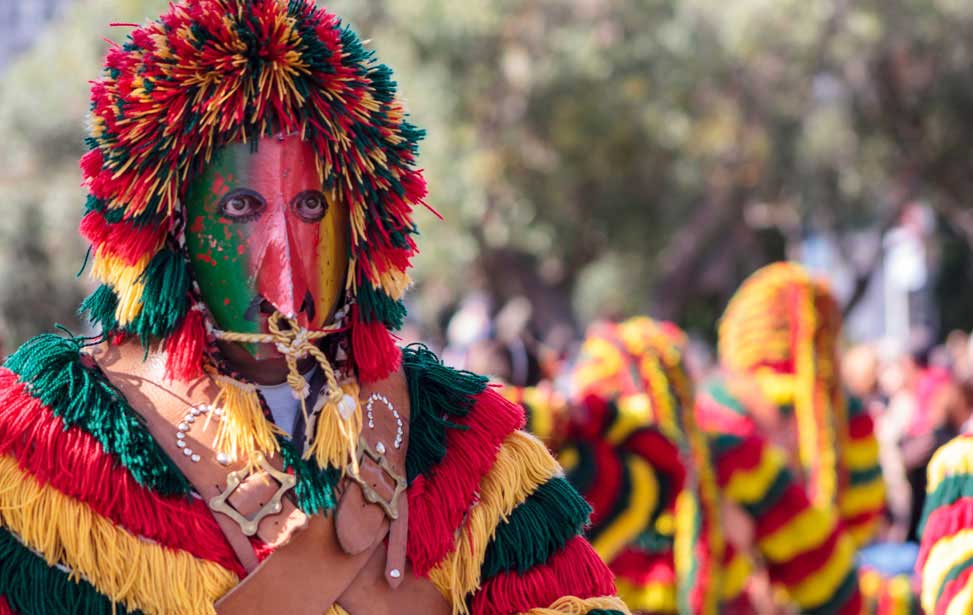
212,312,361,473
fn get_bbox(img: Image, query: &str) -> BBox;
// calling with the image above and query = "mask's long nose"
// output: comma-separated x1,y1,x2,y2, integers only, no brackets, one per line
255,207,312,328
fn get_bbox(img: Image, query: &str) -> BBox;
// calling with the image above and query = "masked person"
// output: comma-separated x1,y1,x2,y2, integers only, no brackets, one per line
570,316,869,614
508,318,726,615
0,3,629,615
702,262,886,611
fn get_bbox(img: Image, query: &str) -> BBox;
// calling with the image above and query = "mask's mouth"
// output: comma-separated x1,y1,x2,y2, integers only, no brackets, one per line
243,291,316,324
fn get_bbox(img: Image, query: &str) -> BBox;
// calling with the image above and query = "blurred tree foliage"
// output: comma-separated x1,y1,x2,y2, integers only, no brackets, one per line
1,0,971,348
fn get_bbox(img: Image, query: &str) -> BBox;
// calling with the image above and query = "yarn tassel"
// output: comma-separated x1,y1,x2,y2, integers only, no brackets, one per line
164,306,206,381
306,380,362,473
352,308,400,383
211,373,283,466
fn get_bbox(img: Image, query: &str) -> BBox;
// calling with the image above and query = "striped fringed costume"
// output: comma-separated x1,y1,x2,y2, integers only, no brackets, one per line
718,262,886,545
713,261,889,611
511,318,726,615
915,434,973,613
0,2,629,614
696,380,863,614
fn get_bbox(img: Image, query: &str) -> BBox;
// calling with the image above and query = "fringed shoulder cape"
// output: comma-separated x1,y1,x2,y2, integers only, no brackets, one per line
916,433,973,614
0,335,628,615
695,379,865,615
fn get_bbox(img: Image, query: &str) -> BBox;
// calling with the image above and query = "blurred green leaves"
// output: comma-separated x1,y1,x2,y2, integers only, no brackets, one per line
1,0,972,347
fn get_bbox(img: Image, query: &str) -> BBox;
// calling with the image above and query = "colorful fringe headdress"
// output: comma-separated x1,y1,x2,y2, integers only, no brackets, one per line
718,262,846,509
572,317,724,615
78,0,425,387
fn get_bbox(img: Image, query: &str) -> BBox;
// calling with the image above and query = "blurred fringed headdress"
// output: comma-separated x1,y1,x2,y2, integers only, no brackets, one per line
570,317,724,615
718,262,846,508
78,0,426,386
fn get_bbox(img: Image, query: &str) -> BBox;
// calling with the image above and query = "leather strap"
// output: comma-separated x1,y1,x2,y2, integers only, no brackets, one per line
90,342,307,572
89,340,445,614
336,370,411,587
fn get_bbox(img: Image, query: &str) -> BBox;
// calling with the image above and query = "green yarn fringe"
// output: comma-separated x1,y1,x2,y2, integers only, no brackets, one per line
130,248,191,345
356,282,407,330
401,344,488,483
79,285,119,334
804,569,859,615
480,477,591,580
919,474,973,535
4,334,190,496
0,528,136,615
276,435,339,515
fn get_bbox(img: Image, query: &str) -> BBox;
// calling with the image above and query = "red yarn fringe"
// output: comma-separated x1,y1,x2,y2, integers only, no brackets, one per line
165,306,206,381
407,388,525,575
581,440,622,528
713,434,766,487
351,310,400,383
0,369,245,578
767,525,840,587
753,483,808,541
470,536,617,615
0,595,13,615
839,586,864,615
626,428,686,495
936,565,972,615
79,148,103,180
916,496,973,571
571,394,612,440
79,211,167,266
848,413,875,439
610,547,675,584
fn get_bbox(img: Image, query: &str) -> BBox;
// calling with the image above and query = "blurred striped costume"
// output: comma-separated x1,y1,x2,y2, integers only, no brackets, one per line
713,261,889,612
507,318,724,614
916,434,973,613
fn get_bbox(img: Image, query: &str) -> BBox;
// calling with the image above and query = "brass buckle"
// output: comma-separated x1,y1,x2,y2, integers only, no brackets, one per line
346,437,407,520
208,452,296,536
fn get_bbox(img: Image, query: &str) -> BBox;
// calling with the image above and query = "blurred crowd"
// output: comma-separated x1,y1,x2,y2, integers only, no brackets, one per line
414,261,973,614
843,335,973,545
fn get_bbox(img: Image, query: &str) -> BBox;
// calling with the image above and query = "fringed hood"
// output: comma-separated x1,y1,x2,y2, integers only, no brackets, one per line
718,261,846,509
78,0,427,385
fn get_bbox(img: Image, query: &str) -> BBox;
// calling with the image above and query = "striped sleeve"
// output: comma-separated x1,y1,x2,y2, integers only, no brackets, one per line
916,434,973,614
0,335,243,615
840,397,885,548
403,347,628,614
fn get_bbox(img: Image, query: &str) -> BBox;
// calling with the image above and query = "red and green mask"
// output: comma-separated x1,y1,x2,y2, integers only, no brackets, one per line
185,134,349,358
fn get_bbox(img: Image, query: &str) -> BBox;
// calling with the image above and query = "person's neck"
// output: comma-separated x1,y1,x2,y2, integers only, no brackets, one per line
216,340,319,385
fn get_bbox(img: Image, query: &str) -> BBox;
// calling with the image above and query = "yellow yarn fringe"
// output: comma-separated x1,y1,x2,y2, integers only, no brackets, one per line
429,431,560,614
788,532,856,607
90,251,154,326
721,550,753,601
212,312,359,471
615,577,676,613
920,527,973,611
592,455,659,563
926,435,973,493
518,596,632,615
673,489,696,604
0,455,238,615
758,505,836,563
307,379,363,474
210,371,283,466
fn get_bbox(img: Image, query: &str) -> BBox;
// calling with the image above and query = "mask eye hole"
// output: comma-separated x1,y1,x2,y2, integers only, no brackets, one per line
218,189,266,222
291,190,328,223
